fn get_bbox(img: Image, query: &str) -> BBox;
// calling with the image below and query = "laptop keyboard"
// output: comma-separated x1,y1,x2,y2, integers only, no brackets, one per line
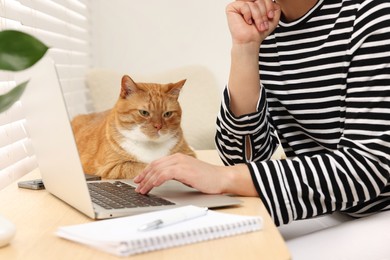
88,181,175,210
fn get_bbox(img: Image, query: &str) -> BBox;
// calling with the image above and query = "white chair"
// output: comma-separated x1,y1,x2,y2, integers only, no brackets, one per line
278,211,390,260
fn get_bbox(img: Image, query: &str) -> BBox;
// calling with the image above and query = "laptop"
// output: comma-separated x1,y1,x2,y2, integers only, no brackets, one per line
19,57,241,219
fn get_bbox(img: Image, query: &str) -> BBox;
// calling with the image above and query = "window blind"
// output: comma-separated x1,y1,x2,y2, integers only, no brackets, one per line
0,0,92,189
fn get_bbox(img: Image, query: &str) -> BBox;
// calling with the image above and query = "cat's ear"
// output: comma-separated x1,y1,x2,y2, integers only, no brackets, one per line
167,79,186,98
121,75,138,98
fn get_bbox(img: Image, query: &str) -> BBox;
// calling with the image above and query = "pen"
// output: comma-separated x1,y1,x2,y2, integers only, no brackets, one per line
138,207,208,231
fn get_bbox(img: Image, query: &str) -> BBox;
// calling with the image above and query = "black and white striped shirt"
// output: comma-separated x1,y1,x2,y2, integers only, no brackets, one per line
216,0,390,226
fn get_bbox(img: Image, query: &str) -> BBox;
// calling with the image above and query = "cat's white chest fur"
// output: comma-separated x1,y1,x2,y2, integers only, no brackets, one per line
119,126,177,163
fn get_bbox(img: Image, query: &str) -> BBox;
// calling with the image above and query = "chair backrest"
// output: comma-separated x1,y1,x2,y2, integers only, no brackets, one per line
85,66,221,149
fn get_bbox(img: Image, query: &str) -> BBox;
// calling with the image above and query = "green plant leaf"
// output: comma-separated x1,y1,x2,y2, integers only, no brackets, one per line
0,30,49,71
0,81,28,113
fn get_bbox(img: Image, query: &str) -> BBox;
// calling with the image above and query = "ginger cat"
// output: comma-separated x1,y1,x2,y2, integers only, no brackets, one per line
71,75,195,179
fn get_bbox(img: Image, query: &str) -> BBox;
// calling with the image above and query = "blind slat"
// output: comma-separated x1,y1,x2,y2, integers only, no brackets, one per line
49,48,89,66
0,156,38,190
0,102,25,127
19,0,88,28
0,120,27,147
51,0,88,18
0,73,13,87
17,26,88,53
1,0,87,39
0,17,21,29
0,139,31,169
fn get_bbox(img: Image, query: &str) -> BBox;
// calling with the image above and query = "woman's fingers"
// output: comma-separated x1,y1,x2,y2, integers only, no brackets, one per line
240,3,254,25
135,154,181,194
134,153,225,195
248,1,269,31
234,0,278,31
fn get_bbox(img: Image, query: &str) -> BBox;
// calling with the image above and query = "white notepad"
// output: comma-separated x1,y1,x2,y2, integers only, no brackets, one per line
56,205,263,256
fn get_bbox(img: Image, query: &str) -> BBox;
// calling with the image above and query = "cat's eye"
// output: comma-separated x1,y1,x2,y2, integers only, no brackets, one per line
163,111,173,118
139,110,150,117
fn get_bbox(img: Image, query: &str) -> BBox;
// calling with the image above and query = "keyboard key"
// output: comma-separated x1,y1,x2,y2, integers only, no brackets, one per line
87,181,175,210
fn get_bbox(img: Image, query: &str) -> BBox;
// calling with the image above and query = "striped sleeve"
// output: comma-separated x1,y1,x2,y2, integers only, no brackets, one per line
216,0,390,226
215,86,279,166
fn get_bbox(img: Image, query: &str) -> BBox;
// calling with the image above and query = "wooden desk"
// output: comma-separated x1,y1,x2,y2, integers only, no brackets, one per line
0,150,290,260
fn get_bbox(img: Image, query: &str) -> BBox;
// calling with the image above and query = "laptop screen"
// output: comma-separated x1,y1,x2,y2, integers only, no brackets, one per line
19,57,96,217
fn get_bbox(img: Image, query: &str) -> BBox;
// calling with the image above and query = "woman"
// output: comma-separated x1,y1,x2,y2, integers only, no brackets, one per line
135,0,390,227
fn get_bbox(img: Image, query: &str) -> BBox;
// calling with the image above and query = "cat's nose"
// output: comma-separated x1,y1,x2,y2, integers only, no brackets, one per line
154,123,162,130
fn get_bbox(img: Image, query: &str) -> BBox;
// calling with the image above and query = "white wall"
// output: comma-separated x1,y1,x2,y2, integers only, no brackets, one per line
90,0,232,91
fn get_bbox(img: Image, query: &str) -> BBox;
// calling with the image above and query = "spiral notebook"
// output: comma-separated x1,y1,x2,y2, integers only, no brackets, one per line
56,205,263,256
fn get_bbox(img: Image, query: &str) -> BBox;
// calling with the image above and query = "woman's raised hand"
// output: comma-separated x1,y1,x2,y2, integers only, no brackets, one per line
226,0,281,45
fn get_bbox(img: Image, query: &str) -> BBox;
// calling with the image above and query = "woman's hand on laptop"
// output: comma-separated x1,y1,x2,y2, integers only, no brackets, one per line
134,153,257,196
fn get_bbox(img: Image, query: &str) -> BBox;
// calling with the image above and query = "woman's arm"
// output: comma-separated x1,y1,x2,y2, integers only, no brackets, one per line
134,153,258,197
226,0,280,116
216,0,281,164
